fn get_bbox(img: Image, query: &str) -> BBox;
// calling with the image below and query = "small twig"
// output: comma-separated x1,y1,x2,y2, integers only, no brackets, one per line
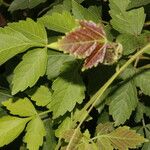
134,57,140,68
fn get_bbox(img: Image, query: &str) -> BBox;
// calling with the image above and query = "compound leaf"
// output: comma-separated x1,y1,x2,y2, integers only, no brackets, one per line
12,48,47,95
0,18,47,65
38,11,78,33
109,81,138,126
23,116,46,150
31,85,52,107
0,116,30,147
2,97,37,117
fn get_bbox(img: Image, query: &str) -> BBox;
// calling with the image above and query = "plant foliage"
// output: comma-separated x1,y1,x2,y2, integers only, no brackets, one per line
0,0,150,150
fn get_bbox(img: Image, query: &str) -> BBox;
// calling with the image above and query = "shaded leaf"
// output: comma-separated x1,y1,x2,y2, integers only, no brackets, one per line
135,102,150,123
23,116,46,150
127,0,150,9
134,69,150,96
0,88,12,117
45,0,72,15
55,117,72,138
72,0,101,23
2,97,37,117
42,119,56,150
109,0,146,35
108,81,138,126
38,11,78,33
117,34,141,55
31,85,52,107
142,125,150,150
9,0,47,12
12,48,47,95
0,88,12,102
47,62,85,118
119,64,136,80
0,18,47,65
46,50,75,79
0,116,30,147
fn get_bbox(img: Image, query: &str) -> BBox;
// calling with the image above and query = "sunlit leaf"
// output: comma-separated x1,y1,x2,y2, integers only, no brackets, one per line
12,48,47,95
23,116,46,150
0,116,30,147
2,98,37,117
31,86,52,107
97,126,147,150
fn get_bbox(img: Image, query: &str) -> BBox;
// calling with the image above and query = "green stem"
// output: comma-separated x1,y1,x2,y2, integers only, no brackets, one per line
38,110,51,116
66,44,150,150
47,42,59,50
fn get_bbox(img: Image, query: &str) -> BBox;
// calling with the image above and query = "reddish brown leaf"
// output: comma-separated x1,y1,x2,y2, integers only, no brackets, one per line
58,20,123,70
58,20,107,69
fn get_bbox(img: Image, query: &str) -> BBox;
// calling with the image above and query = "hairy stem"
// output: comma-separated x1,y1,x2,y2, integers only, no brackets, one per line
66,44,150,150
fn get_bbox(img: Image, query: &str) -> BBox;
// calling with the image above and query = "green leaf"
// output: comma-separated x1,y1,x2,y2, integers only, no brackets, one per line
8,18,47,45
38,11,78,33
109,0,146,35
96,123,114,135
72,0,101,23
134,69,150,96
0,88,12,102
142,125,150,150
46,50,75,79
97,126,146,150
0,116,30,147
108,81,138,126
55,117,72,138
0,18,47,65
0,89,12,117
12,48,47,95
62,129,82,146
9,0,47,12
47,62,85,118
135,102,150,123
23,116,46,150
45,0,72,15
117,34,141,55
42,119,56,150
127,0,150,9
2,97,37,117
119,65,136,80
117,32,150,55
31,85,52,107
78,130,98,150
